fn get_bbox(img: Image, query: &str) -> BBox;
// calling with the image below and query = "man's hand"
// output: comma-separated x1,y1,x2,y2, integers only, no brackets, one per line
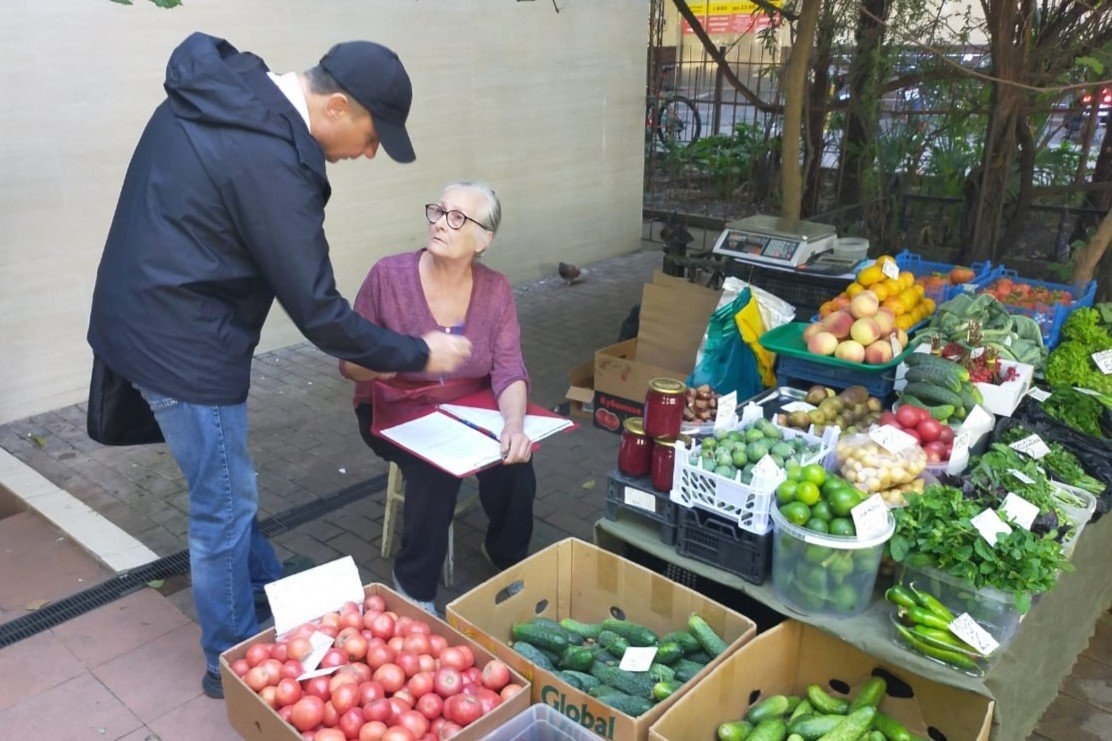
422,331,472,374
500,423,532,464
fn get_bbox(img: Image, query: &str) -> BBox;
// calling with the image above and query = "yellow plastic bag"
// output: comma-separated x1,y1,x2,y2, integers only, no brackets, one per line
735,292,777,388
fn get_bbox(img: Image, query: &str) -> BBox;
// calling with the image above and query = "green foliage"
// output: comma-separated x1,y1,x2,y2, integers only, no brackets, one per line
661,122,773,198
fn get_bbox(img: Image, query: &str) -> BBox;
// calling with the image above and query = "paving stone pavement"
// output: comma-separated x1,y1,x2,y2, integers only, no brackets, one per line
0,244,665,607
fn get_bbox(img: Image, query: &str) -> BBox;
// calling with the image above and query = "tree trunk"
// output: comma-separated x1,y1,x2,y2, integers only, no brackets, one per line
1070,206,1112,294
998,115,1038,255
840,0,890,207
781,0,823,221
802,27,834,217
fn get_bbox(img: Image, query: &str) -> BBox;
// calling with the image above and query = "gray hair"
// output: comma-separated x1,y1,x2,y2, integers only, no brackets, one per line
445,181,501,234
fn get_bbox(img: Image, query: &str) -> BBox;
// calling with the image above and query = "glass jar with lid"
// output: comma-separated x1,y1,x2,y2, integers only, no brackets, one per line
650,437,677,492
643,377,686,439
618,417,653,478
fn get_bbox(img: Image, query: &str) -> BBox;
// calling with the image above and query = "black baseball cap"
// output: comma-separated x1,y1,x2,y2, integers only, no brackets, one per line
319,41,415,163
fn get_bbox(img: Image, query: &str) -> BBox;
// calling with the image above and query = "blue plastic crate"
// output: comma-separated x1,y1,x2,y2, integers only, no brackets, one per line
775,353,898,400
976,269,1097,348
894,250,995,305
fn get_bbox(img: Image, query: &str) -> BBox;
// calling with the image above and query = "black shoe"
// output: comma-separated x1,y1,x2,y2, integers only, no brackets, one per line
253,555,315,625
281,555,316,578
202,669,224,699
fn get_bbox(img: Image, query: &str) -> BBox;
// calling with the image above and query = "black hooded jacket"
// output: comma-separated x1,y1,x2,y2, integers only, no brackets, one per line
88,33,428,405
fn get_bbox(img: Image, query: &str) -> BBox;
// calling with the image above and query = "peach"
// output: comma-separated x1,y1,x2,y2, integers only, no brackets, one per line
821,310,854,340
802,321,826,342
864,339,894,365
834,339,866,363
849,291,880,319
807,331,839,356
850,317,882,346
873,309,895,335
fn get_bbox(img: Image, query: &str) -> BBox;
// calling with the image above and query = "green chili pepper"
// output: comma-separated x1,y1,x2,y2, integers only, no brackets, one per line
895,624,980,672
903,606,954,631
908,583,956,621
884,585,918,610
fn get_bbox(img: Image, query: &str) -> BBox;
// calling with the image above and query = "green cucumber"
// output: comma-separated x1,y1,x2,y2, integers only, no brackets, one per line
746,694,792,724
902,382,964,409
662,629,703,655
530,616,579,644
716,720,754,741
905,353,969,381
805,684,850,715
653,641,685,666
559,617,603,642
596,630,631,657
788,698,813,723
589,660,656,698
512,621,569,654
648,662,676,683
813,705,875,740
512,640,556,670
848,675,886,711
746,718,789,741
787,714,844,740
871,711,914,741
558,669,601,692
688,613,729,657
600,618,659,647
687,650,716,664
673,657,708,682
559,644,596,672
906,366,962,393
588,686,655,716
651,679,682,701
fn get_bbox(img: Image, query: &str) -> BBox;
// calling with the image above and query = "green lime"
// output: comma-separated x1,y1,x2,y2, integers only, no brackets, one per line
732,450,749,468
828,488,862,517
795,481,821,506
801,464,827,487
829,517,857,536
805,544,833,562
776,480,799,505
810,500,833,521
829,552,855,577
781,502,811,526
832,583,859,613
805,517,830,533
785,463,803,482
821,476,848,497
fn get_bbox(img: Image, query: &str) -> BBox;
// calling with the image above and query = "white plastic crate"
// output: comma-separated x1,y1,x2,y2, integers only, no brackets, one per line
670,404,838,534
1054,481,1097,558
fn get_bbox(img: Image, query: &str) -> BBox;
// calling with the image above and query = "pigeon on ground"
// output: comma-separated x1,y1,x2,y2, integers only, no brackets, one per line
558,262,584,286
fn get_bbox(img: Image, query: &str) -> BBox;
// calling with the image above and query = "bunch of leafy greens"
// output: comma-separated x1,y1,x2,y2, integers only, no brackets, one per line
997,425,1105,494
1043,386,1112,438
890,484,1073,613
1046,308,1112,395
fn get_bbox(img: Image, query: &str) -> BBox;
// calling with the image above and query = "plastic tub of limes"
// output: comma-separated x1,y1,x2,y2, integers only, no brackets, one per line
770,464,894,617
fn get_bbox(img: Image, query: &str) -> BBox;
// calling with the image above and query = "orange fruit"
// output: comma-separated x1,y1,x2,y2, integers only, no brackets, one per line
882,297,906,316
871,283,891,301
883,278,902,296
922,297,936,315
845,282,865,298
898,271,915,290
857,266,884,287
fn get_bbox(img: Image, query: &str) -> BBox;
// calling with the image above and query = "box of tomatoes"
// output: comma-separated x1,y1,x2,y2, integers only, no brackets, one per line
219,556,531,740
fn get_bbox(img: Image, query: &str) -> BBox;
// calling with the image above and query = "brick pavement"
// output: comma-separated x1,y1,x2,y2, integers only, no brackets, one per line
0,244,666,607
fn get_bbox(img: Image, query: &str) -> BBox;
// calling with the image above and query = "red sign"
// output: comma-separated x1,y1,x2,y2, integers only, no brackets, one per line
682,13,774,35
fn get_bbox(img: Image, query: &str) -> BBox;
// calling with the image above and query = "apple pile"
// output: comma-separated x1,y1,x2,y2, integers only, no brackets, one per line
803,290,910,365
879,404,955,463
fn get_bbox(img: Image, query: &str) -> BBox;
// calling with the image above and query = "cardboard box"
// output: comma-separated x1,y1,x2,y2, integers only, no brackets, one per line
219,582,531,741
446,538,757,741
648,620,994,741
564,360,596,421
974,359,1033,417
592,274,721,432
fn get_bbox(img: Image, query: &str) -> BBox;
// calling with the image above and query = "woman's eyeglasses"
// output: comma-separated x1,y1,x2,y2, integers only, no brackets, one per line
425,203,491,231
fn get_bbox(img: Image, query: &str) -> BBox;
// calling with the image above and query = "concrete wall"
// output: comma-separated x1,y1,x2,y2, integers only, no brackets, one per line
0,0,648,424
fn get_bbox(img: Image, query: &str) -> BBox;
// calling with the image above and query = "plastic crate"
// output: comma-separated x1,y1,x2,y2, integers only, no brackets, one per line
675,505,772,585
719,259,847,316
670,410,837,535
894,250,995,305
1054,482,1097,558
485,703,606,741
604,469,678,545
975,269,1096,348
775,353,898,400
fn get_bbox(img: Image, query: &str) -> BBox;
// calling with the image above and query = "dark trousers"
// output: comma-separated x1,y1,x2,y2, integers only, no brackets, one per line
356,403,536,601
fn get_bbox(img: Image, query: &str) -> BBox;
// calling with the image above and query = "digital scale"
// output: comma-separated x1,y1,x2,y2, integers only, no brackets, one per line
711,215,838,270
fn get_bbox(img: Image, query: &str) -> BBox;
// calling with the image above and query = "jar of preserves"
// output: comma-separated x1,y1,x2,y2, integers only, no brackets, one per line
618,417,653,478
651,437,677,492
643,377,686,439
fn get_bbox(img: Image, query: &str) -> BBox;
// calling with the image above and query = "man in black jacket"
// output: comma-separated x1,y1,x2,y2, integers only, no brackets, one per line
88,33,470,699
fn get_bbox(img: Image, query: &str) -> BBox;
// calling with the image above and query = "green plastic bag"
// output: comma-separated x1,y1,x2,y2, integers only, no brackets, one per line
687,288,762,399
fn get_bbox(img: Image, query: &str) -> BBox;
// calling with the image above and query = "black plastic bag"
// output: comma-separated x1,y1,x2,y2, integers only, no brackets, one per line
86,357,164,446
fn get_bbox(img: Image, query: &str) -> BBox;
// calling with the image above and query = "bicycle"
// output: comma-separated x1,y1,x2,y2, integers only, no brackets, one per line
646,63,702,147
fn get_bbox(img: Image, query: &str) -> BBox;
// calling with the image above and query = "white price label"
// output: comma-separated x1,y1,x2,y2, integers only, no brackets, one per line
1009,433,1050,460
1001,492,1040,530
299,630,343,676
619,646,658,672
970,346,985,359
882,260,900,281
971,509,1013,546
889,334,902,355
623,486,658,514
752,453,782,480
953,429,975,451
949,613,1000,657
869,424,919,454
1026,387,1051,402
851,494,891,538
1004,335,1014,347
714,391,738,432
1007,468,1036,485
1093,349,1112,375
781,401,815,413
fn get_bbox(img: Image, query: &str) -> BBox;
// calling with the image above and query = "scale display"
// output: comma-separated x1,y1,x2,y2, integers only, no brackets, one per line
713,227,835,268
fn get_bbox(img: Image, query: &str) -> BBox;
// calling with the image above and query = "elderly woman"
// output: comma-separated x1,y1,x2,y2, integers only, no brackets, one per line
340,181,535,613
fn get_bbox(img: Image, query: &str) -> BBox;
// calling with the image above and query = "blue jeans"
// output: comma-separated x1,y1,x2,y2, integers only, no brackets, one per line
138,387,282,672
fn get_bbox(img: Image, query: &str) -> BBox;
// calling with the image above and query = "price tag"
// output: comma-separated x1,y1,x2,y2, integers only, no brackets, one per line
1009,433,1050,460
714,391,738,432
299,630,342,676
1001,492,1040,530
623,486,658,514
752,454,782,480
869,424,919,454
619,646,658,672
1093,349,1112,375
953,428,975,451
971,509,1012,546
1004,335,1014,347
882,260,900,281
1007,468,1036,485
949,613,1000,657
781,401,815,413
889,334,902,355
851,494,891,538
1026,387,1051,402
962,404,994,433
970,346,985,359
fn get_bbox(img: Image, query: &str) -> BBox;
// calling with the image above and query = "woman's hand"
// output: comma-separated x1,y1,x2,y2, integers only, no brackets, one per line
500,423,532,464
339,360,397,382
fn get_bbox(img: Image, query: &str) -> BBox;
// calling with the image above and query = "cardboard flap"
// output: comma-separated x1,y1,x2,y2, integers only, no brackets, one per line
636,282,720,371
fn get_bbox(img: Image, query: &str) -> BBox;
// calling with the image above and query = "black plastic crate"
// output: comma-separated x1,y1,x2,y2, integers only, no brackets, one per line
720,260,844,317
676,505,772,585
605,469,678,545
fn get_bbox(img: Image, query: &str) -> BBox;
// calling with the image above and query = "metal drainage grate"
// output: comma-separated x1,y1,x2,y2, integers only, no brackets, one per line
0,473,387,650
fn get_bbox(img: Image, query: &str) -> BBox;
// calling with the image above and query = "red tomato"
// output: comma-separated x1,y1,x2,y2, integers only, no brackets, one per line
370,613,396,641
389,696,413,717
393,686,416,708
924,440,949,462
500,683,523,701
407,620,432,636
290,695,326,732
246,641,273,668
365,594,387,613
434,668,463,697
259,685,279,708
475,687,502,714
231,658,250,677
463,667,482,687
278,705,295,723
415,692,443,721
338,707,366,740
917,417,943,444
360,720,388,741
895,404,921,429
320,612,342,630
271,643,289,662
341,600,362,614
306,675,333,702
938,425,955,444
437,648,468,673
320,648,349,670
323,700,340,728
276,677,303,706
426,635,447,659
454,646,474,670
437,721,462,739
314,729,347,741
367,643,396,670
395,616,414,636
373,663,407,694
332,682,360,715
388,636,406,653
479,660,510,691
363,697,394,724
417,654,436,674
341,662,372,685
443,694,483,727
395,650,421,678
340,610,364,632
397,710,430,738
382,727,416,741
358,680,386,706
281,660,304,680
903,427,922,443
407,671,435,698
243,666,274,692
287,637,314,662
403,634,431,656
340,634,369,662
878,411,899,428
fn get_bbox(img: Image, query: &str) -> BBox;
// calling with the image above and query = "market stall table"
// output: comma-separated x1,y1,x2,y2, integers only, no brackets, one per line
594,510,1112,741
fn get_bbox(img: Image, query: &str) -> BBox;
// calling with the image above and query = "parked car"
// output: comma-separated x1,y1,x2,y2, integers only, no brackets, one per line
1079,86,1111,123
